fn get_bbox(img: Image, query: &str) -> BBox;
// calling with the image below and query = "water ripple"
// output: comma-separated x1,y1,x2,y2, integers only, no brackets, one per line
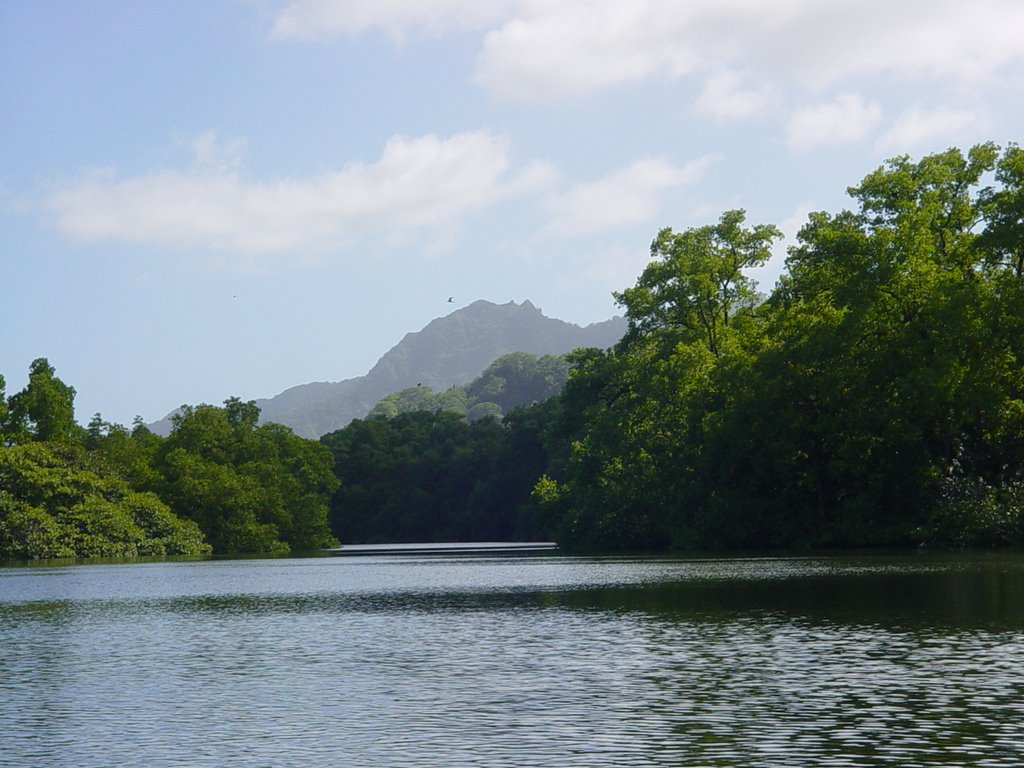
1,554,1023,767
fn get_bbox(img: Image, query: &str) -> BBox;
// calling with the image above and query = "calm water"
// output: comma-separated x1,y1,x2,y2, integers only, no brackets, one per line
1,552,1023,767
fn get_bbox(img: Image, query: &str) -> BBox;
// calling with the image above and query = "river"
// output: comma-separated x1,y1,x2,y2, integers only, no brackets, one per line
1,552,1022,766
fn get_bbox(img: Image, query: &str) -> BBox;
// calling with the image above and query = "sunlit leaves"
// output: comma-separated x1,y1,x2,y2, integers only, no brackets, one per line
616,210,782,357
552,143,1024,551
156,401,338,554
4,358,80,445
0,442,209,559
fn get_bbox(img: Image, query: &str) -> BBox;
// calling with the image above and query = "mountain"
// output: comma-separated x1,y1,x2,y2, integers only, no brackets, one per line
152,300,626,439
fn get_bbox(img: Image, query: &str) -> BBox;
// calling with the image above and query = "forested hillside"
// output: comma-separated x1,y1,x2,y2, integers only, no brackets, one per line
369,351,571,422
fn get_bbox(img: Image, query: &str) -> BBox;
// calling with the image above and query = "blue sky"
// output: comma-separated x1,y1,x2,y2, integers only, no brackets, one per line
3,0,1022,426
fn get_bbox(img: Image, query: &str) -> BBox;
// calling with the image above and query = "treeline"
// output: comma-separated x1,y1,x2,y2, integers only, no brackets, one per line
323,404,557,543
543,143,1024,550
5,143,1023,559
322,143,1024,551
0,363,337,559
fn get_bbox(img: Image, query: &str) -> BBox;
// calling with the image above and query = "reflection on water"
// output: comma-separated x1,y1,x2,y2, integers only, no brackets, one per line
1,554,1023,767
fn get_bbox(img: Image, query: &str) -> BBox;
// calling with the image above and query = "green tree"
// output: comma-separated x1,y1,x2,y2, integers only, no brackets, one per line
544,212,781,550
678,143,1024,547
0,374,8,442
6,358,81,444
978,143,1024,276
87,416,164,492
757,144,1012,542
0,441,208,559
322,407,556,544
465,352,571,415
370,385,468,419
255,422,339,551
157,446,283,554
153,399,337,554
544,146,1024,551
616,210,781,357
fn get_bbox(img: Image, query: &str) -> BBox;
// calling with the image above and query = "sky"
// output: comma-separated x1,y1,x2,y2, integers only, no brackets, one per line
2,0,1022,427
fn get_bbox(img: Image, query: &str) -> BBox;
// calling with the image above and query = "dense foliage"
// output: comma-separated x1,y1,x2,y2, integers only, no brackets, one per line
147,399,338,554
541,143,1024,550
0,441,208,559
321,404,558,543
1,365,337,559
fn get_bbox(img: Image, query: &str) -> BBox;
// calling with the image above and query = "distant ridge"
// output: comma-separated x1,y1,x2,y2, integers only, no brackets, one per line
152,300,626,438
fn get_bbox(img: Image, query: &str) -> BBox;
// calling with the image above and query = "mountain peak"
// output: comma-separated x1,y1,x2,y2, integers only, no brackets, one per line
154,300,625,438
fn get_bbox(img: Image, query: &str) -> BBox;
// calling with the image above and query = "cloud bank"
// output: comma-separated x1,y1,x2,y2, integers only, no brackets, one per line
271,1,1024,102
46,132,544,256
45,128,709,260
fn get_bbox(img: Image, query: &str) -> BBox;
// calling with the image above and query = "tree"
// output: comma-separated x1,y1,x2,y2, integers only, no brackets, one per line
541,146,1024,551
539,213,782,550
978,143,1024,276
153,399,337,554
6,358,81,444
0,441,209,559
255,422,339,551
693,143,1024,546
0,374,8,442
616,210,781,357
464,352,571,415
321,407,555,544
370,385,468,419
87,416,163,491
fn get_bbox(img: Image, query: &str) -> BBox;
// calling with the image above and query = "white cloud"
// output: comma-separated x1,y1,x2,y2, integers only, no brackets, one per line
544,155,715,238
786,94,882,151
765,0,1024,89
46,131,543,258
467,0,1024,102
475,2,709,101
695,71,775,119
270,0,517,41
876,105,989,152
266,0,1024,154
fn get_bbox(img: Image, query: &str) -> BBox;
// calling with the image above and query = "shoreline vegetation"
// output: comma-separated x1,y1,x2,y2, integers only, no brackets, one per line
3,142,1024,561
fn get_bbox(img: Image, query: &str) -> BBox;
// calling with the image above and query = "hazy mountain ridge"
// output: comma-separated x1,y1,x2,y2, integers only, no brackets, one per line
153,300,625,438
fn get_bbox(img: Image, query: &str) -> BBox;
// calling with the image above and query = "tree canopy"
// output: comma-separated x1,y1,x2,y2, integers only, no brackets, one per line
321,405,557,544
540,144,1024,551
1,361,338,559
0,441,208,559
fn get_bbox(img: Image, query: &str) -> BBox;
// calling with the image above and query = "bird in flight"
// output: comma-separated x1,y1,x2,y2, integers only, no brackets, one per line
447,296,454,303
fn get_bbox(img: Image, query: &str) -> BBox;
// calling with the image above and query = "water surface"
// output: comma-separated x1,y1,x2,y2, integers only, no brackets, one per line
2,553,1022,766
